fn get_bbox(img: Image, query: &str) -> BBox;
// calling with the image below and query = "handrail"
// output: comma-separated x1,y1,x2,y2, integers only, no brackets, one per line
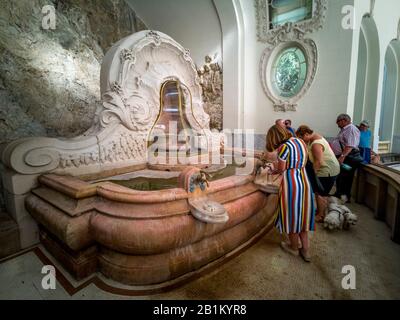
356,164,400,243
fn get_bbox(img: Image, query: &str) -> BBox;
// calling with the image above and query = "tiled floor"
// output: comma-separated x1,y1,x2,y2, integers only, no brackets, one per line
1,202,400,300
0,251,67,299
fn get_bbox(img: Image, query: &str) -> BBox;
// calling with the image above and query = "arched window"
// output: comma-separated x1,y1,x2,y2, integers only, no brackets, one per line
379,40,400,153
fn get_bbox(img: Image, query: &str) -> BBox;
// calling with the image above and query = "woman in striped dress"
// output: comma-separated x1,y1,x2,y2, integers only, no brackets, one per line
266,125,316,261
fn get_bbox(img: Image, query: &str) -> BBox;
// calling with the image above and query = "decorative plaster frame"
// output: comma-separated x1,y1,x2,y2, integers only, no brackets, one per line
255,0,328,44
259,36,318,112
255,0,326,111
1,30,214,175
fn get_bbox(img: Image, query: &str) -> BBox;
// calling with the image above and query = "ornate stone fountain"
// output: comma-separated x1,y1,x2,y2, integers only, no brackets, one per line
0,30,280,288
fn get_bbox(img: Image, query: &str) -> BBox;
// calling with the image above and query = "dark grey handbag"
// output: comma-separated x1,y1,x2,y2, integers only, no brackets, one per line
305,160,325,195
339,142,363,166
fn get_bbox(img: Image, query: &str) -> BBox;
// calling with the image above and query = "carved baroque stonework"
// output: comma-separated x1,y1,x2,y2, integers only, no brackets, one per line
1,30,212,175
255,0,327,111
100,30,210,132
255,0,328,44
197,55,223,131
58,129,147,169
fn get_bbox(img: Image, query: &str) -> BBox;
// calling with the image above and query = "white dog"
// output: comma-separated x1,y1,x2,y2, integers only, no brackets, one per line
323,197,358,230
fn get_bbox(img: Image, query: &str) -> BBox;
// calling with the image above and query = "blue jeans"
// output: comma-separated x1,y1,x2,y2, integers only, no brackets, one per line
359,147,371,164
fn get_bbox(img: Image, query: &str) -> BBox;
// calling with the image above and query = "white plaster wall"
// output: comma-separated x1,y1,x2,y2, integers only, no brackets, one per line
359,17,380,134
349,0,400,151
126,0,400,150
233,0,400,146
238,0,354,137
380,47,397,141
213,0,244,130
126,0,222,67
391,40,400,153
353,30,367,125
372,0,400,152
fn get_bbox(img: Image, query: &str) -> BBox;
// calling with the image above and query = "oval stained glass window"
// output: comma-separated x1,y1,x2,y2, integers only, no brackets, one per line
272,46,307,98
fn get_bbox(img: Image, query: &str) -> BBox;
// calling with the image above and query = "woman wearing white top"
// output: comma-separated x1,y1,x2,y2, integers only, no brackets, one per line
296,125,340,222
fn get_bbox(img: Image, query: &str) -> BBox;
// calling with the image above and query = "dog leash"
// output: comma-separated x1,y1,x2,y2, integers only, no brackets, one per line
328,208,345,219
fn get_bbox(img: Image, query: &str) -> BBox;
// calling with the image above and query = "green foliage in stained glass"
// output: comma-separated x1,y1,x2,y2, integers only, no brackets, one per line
272,47,307,98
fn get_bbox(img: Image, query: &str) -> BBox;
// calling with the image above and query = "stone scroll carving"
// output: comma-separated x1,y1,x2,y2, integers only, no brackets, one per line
100,81,155,131
1,30,213,175
1,125,148,175
197,55,223,131
100,30,210,132
255,0,326,111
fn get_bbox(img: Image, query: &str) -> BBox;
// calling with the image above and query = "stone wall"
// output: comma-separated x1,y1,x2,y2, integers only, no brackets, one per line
0,0,146,143
0,0,146,212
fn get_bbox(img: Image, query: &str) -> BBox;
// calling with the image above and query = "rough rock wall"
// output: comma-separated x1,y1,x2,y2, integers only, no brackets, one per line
0,0,146,212
0,0,146,143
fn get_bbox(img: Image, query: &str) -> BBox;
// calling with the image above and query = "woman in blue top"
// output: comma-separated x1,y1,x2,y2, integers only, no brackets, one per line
359,120,371,164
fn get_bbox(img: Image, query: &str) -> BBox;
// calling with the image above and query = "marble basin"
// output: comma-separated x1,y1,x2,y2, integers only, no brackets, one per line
25,161,280,288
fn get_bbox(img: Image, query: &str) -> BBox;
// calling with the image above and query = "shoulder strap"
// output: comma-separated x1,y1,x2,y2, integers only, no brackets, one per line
339,141,344,151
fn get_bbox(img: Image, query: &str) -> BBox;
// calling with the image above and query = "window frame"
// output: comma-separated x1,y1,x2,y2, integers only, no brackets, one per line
271,46,308,98
259,40,318,111
255,0,328,43
268,0,314,30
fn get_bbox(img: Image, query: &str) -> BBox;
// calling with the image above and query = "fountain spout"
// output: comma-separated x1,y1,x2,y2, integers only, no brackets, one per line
179,167,228,223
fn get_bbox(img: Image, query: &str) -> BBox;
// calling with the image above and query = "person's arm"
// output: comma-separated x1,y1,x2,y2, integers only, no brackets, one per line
275,158,286,173
311,143,324,172
269,144,288,174
338,146,354,164
269,157,286,174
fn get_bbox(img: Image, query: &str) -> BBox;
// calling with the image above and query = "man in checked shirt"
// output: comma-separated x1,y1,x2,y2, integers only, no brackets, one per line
330,114,361,203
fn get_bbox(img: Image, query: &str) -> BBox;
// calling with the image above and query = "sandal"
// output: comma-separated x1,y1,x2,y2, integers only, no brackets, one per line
280,241,299,256
299,248,311,262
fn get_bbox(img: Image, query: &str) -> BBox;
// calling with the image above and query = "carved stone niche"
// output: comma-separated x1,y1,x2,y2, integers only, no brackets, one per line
1,30,216,176
255,0,327,111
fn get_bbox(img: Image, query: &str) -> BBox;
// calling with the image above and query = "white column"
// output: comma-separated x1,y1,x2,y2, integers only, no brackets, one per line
213,0,245,130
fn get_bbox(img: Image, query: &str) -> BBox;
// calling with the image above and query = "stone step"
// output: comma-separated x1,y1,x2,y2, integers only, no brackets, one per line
0,211,20,259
